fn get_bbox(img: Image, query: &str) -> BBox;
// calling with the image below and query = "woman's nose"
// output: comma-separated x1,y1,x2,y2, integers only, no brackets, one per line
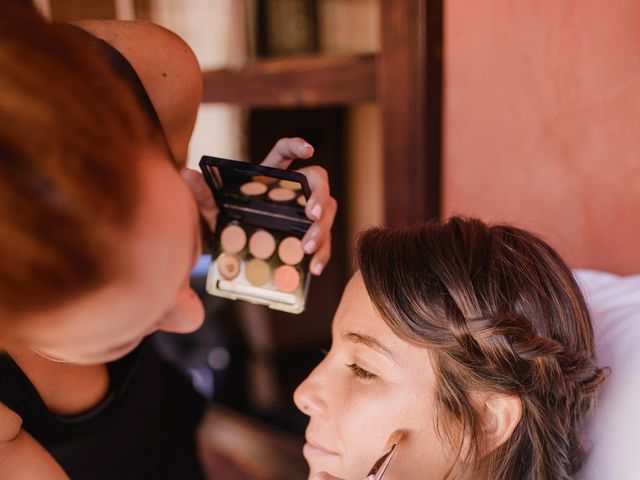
157,286,205,334
294,363,329,418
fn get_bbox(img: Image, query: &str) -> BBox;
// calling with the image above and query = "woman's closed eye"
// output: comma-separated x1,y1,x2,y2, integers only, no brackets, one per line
347,363,377,380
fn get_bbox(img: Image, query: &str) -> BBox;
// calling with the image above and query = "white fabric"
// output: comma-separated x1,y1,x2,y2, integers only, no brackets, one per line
574,269,640,480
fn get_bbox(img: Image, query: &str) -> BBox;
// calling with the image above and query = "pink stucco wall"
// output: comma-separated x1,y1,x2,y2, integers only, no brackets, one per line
443,0,640,274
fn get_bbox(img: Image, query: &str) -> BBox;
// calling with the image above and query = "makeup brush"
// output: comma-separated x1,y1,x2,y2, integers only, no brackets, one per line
366,430,405,480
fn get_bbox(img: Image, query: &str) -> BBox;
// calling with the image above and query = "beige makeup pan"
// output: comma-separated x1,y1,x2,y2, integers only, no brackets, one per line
253,175,278,185
217,253,240,280
279,179,302,190
297,195,307,207
246,259,271,286
220,225,246,254
240,181,268,196
249,230,276,259
278,236,304,266
274,265,300,293
268,187,296,202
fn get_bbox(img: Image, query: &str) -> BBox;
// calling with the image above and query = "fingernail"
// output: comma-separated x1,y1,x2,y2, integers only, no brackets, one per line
311,262,324,275
311,204,322,220
299,143,314,156
304,240,317,254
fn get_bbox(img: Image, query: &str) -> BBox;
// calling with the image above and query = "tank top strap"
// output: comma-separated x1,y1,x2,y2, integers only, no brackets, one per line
0,353,58,438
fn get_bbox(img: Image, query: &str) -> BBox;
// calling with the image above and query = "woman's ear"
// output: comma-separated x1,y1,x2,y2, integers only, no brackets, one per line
481,394,522,453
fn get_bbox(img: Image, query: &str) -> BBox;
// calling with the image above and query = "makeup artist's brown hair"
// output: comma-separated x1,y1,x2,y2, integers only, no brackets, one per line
357,217,604,480
0,3,157,322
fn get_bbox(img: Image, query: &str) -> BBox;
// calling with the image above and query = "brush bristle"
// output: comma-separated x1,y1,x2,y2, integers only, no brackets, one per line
385,430,405,450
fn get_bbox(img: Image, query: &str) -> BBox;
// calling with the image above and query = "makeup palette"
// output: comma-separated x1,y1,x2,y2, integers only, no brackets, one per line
199,156,313,314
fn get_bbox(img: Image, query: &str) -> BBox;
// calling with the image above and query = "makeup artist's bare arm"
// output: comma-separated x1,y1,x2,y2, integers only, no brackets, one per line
73,20,202,169
0,404,68,479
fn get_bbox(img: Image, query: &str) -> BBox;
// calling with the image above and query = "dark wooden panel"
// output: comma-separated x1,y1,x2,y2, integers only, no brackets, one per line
202,54,377,108
49,0,116,20
379,0,442,226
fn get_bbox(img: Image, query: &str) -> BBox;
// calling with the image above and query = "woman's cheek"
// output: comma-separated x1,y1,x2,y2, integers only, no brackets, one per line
336,380,401,479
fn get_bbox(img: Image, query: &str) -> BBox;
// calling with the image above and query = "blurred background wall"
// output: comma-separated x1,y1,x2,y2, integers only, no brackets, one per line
443,0,640,274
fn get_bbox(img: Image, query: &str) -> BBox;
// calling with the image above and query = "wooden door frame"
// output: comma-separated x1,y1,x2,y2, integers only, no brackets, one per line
379,0,443,226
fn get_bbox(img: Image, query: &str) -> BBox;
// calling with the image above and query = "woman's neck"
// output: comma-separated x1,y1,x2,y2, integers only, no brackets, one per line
5,347,109,416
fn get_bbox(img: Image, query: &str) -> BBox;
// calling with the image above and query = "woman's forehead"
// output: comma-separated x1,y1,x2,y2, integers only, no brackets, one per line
333,274,429,364
333,274,382,330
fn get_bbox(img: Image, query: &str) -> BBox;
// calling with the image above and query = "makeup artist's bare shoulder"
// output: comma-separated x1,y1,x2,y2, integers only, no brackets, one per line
71,20,202,168
0,403,68,478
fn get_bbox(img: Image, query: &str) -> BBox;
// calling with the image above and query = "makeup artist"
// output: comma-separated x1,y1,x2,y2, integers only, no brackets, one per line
0,3,336,479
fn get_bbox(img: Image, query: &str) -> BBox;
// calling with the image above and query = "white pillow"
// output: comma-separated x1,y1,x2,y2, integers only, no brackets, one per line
574,269,640,480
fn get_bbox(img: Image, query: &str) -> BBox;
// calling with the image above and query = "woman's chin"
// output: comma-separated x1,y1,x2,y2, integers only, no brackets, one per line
305,460,360,480
307,467,343,480
305,461,343,480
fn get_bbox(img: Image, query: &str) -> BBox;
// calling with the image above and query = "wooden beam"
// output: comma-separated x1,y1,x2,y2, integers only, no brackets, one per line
202,54,377,108
379,0,443,226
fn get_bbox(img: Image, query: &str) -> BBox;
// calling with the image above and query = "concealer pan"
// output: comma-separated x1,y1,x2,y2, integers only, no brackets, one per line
278,236,304,266
246,259,270,286
217,253,240,280
249,230,276,259
268,187,296,202
274,265,300,293
279,179,302,190
253,175,278,185
220,224,246,254
240,181,268,196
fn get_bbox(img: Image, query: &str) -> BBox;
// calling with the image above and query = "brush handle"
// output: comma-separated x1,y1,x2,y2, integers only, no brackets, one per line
366,443,397,479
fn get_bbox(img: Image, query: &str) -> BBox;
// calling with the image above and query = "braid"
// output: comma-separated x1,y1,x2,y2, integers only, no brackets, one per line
456,312,604,478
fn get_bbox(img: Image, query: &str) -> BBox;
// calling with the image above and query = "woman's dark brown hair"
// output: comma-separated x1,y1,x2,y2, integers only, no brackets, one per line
0,3,158,322
357,217,604,480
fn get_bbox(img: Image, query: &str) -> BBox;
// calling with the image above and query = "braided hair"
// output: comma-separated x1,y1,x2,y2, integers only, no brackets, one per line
357,217,604,480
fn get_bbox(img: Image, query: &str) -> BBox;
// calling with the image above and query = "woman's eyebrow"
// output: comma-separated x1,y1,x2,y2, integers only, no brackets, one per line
344,331,397,362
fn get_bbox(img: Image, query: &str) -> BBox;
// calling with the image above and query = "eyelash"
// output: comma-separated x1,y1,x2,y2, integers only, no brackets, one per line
320,348,377,381
347,363,377,380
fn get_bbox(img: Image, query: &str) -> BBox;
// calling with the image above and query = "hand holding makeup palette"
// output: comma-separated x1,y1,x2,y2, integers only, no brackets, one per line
199,156,313,314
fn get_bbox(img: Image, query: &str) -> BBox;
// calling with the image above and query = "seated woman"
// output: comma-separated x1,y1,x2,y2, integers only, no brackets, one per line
295,217,604,480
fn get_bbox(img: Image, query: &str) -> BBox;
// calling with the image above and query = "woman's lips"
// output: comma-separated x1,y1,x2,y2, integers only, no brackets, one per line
303,437,339,457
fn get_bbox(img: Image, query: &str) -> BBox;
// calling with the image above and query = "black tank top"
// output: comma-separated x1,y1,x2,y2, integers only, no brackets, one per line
0,27,205,479
0,340,205,479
